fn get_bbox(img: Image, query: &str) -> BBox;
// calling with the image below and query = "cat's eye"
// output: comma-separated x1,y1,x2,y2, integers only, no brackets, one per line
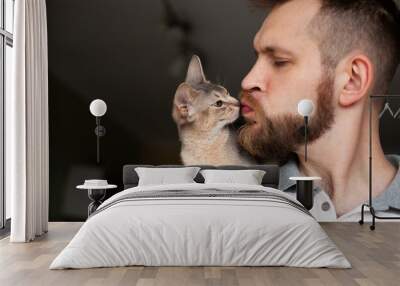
214,100,223,107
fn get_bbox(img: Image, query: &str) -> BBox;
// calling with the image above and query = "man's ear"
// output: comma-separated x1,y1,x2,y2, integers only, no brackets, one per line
337,53,374,107
172,83,198,125
185,55,206,85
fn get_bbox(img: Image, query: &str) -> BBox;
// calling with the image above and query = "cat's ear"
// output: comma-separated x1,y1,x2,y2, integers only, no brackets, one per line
173,83,198,125
185,55,206,85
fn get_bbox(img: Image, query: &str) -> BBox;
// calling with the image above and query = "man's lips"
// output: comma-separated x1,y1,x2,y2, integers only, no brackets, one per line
241,103,253,114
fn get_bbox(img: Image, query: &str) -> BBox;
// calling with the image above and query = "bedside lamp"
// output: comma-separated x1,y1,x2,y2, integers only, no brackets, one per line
290,100,319,211
297,99,314,162
89,99,107,164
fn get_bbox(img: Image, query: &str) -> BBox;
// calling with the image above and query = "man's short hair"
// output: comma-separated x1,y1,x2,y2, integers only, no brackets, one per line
253,0,400,93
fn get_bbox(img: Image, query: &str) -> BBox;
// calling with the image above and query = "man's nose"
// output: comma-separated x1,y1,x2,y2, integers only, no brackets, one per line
241,60,267,93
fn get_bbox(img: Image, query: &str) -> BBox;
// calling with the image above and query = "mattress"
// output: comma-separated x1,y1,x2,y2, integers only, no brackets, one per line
50,183,350,269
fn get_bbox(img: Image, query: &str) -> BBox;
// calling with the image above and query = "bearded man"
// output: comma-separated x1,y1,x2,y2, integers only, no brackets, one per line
239,0,400,221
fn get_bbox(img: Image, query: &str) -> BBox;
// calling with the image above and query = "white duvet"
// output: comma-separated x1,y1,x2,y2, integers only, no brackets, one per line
50,183,350,269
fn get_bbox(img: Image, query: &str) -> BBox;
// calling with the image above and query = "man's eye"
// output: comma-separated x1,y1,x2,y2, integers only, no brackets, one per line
273,60,289,68
214,100,223,107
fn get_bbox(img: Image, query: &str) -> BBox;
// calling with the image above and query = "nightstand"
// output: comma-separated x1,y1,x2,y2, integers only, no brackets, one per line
76,183,117,217
289,177,321,210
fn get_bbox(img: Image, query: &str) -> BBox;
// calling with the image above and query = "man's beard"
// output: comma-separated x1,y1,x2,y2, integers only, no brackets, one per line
238,75,335,164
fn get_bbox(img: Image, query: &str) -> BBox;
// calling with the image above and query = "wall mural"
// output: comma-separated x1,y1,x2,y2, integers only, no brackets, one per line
47,0,400,221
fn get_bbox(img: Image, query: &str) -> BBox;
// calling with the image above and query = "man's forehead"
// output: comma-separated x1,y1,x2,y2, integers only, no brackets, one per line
254,0,321,53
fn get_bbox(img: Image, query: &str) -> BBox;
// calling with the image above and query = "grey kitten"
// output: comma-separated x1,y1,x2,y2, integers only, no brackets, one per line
172,55,255,166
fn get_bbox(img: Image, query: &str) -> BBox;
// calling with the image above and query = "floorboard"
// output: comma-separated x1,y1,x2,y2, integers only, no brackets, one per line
0,222,399,286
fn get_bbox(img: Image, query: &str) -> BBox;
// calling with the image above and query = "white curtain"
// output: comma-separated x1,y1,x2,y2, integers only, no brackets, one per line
6,0,49,242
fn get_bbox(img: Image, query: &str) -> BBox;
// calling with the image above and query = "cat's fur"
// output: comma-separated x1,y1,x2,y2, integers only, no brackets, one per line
172,55,255,166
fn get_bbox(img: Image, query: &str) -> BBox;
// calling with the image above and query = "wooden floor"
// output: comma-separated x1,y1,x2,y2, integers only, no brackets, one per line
0,222,399,286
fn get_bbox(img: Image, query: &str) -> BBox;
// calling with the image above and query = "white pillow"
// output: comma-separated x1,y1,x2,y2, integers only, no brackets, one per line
135,167,201,186
200,169,266,185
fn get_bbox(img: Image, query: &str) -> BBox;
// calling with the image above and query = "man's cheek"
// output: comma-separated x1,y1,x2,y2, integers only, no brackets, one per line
251,96,268,116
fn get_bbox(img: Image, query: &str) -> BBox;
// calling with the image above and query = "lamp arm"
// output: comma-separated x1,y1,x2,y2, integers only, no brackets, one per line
96,117,100,164
93,116,106,164
305,116,308,162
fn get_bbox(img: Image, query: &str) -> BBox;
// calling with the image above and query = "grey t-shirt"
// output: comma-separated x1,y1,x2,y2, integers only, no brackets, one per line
279,154,400,221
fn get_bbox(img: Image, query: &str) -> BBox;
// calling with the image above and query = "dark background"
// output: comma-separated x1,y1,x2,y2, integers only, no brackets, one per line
47,0,400,221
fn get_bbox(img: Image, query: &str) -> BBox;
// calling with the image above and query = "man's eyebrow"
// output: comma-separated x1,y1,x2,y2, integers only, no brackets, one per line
256,45,295,56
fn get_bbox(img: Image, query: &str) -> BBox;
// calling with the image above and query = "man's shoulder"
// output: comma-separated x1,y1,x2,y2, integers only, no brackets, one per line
371,154,400,210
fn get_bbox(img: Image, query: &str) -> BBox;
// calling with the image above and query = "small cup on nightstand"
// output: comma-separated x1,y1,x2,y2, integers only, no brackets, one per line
76,180,117,217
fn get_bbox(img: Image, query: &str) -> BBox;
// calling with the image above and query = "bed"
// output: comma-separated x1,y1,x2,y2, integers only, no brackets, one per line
50,165,350,269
